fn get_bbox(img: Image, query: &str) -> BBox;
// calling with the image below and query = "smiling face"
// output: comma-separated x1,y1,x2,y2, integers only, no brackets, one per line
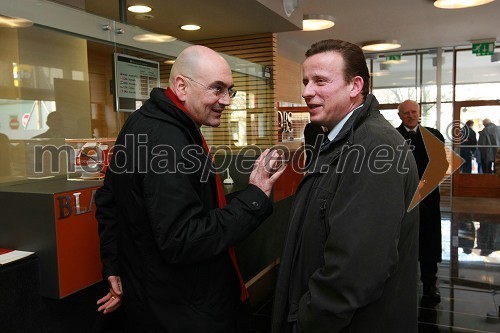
182,71,233,128
302,51,364,129
171,45,234,128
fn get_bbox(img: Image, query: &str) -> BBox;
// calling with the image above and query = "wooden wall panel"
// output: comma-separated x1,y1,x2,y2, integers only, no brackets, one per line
197,33,278,149
276,54,303,105
86,33,306,148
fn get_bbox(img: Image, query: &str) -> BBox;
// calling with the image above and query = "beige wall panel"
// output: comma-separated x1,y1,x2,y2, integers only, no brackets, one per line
275,54,302,104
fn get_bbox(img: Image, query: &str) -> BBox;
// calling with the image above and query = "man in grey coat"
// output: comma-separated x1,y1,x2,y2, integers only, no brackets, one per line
478,118,500,173
272,39,420,333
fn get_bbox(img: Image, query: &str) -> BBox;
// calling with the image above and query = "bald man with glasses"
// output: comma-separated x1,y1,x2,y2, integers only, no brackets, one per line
95,45,284,332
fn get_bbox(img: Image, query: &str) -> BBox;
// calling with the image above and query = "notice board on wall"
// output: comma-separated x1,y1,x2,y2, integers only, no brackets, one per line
113,53,159,112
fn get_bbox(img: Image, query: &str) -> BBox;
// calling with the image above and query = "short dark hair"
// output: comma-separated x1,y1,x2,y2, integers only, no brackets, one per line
466,120,474,127
305,39,370,97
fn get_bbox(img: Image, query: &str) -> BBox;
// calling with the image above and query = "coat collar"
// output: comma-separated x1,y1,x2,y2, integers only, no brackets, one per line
305,94,380,175
323,94,378,148
139,87,203,147
139,87,198,129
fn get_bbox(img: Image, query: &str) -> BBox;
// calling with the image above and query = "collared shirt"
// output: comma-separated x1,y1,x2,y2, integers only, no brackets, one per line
326,104,364,142
404,126,418,133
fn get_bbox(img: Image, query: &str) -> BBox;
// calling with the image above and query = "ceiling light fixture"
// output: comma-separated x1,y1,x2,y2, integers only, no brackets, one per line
180,24,201,31
127,5,152,13
492,53,500,63
0,15,33,28
302,14,335,31
361,40,401,52
133,34,176,43
433,0,495,9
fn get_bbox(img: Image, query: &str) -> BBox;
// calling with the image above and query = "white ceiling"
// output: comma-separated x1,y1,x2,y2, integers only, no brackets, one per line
71,0,500,62
48,0,500,87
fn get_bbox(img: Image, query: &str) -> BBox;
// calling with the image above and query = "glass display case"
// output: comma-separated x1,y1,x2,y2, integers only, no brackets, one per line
65,138,115,181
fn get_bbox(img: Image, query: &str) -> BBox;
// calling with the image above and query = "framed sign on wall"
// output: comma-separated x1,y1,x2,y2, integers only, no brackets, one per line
113,53,159,112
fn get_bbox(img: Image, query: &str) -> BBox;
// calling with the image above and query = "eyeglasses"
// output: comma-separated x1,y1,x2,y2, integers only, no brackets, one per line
181,75,237,98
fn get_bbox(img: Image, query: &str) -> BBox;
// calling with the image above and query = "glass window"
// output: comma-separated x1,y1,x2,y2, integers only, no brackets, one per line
380,108,401,128
455,48,500,101
0,25,93,184
372,52,419,104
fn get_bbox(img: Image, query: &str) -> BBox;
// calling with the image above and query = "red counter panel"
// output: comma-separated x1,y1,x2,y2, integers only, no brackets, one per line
54,187,101,298
0,179,103,299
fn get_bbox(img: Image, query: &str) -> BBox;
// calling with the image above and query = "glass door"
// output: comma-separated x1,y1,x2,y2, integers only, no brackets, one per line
453,100,500,197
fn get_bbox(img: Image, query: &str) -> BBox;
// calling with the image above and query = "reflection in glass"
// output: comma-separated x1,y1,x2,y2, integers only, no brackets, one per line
0,25,92,185
230,110,247,147
458,106,500,174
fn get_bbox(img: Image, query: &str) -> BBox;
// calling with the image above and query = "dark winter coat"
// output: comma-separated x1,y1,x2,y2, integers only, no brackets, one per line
96,87,273,332
272,95,420,333
396,124,446,263
478,122,500,168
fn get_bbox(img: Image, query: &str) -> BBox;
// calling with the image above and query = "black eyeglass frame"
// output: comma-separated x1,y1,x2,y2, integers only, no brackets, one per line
181,74,237,98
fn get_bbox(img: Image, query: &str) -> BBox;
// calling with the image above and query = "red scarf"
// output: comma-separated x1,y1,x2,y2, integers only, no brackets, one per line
165,88,249,301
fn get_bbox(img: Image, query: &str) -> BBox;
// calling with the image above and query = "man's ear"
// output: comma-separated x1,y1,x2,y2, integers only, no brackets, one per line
349,76,364,98
173,75,188,102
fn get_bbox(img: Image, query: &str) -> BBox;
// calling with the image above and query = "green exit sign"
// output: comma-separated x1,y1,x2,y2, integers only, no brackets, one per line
386,54,401,61
472,42,495,56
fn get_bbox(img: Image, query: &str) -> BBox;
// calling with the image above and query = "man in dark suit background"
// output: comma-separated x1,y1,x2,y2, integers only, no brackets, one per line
460,120,477,173
397,100,448,304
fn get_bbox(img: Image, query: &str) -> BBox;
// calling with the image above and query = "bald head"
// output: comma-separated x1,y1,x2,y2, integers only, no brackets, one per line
168,45,234,128
169,45,231,87
398,100,419,113
398,100,420,129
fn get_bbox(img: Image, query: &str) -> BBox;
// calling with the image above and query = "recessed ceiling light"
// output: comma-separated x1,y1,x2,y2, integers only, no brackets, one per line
0,15,33,28
133,34,176,43
361,40,401,52
164,59,176,64
433,0,495,9
127,5,152,13
180,24,201,31
302,14,335,31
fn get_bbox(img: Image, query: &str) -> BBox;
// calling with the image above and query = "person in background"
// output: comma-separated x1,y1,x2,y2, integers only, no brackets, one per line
33,111,64,138
460,120,477,173
478,118,500,174
272,39,420,333
396,100,448,304
95,45,285,332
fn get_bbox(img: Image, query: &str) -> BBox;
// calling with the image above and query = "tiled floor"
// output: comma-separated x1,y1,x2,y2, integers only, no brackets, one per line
419,208,500,333
253,198,500,333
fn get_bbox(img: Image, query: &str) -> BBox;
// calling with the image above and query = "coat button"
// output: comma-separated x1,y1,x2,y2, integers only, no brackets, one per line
252,201,259,208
